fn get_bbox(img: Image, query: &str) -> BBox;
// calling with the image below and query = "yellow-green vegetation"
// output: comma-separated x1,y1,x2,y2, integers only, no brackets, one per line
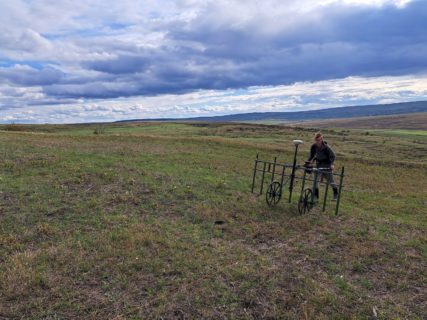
0,122,426,319
292,112,427,131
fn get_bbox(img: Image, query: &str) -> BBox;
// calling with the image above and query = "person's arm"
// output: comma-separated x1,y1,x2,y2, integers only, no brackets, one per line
328,145,336,169
306,144,315,162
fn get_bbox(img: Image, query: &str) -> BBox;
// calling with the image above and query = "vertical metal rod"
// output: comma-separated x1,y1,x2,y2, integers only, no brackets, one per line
251,153,259,193
280,164,286,196
300,170,307,199
335,167,345,216
288,144,300,203
271,157,277,182
322,172,329,212
311,169,318,204
260,162,267,195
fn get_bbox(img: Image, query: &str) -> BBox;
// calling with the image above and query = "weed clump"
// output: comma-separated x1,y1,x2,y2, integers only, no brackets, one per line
4,124,27,132
94,126,106,134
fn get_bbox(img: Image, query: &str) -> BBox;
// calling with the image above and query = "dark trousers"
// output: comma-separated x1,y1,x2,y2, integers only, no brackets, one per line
315,171,338,198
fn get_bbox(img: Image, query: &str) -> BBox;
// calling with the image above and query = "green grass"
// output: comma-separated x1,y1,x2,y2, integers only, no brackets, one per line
366,129,427,138
0,122,426,319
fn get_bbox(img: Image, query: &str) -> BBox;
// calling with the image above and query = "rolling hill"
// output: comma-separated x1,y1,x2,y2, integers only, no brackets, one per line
292,112,427,130
118,100,427,123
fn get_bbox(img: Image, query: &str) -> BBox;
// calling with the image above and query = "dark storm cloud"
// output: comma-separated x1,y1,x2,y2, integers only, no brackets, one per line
164,1,427,82
83,54,150,74
2,1,426,102
0,65,65,86
56,0,425,99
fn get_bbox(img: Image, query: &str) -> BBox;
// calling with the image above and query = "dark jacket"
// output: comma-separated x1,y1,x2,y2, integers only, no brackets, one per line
307,141,336,168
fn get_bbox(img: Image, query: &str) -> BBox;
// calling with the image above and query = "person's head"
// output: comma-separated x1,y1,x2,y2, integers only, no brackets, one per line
314,132,323,147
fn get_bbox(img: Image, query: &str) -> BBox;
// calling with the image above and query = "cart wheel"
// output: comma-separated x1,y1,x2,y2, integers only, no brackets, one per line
298,188,313,214
266,181,282,206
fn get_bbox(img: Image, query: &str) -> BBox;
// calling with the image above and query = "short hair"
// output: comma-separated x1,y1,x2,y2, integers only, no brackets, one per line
314,132,323,140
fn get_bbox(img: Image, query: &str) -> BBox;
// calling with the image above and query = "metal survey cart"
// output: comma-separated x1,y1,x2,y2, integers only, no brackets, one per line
251,140,345,215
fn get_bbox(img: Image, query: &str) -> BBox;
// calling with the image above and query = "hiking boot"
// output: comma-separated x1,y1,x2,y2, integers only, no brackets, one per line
332,188,338,201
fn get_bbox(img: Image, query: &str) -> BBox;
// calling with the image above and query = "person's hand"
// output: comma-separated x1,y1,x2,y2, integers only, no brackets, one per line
330,164,335,170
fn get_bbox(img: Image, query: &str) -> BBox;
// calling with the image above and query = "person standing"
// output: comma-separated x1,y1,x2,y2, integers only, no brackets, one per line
306,132,339,200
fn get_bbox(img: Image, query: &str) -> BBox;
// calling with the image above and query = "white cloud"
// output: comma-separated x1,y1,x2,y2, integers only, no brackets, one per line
0,0,425,123
1,74,426,123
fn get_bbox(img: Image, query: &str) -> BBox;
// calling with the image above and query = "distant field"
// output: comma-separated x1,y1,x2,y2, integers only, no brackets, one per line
0,122,426,319
292,112,427,130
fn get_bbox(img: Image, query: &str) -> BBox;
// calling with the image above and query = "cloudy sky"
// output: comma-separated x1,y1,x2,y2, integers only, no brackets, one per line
1,0,426,123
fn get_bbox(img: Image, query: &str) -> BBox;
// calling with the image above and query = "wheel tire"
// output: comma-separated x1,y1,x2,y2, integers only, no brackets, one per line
266,181,282,206
298,188,313,214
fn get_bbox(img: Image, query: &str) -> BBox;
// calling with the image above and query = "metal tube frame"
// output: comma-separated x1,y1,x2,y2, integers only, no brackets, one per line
251,153,259,193
251,153,345,215
288,143,300,203
271,157,277,183
311,169,319,205
335,166,345,216
322,174,330,212
260,162,267,195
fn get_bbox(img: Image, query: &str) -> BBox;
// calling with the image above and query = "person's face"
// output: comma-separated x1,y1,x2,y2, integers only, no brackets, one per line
315,136,323,147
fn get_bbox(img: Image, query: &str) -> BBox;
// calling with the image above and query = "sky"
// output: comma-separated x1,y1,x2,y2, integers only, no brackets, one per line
0,0,427,123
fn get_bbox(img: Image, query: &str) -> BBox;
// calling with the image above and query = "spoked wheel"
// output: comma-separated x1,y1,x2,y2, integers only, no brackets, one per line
298,188,313,214
266,181,282,206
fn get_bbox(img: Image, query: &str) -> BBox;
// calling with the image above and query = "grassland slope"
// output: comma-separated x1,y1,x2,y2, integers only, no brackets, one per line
0,123,426,319
293,112,427,131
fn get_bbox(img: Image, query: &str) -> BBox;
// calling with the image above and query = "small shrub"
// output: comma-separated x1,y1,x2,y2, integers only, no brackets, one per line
35,223,58,239
336,277,350,291
359,278,373,290
94,126,106,134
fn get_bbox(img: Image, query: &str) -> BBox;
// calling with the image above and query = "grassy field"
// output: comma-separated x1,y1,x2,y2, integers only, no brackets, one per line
0,122,426,319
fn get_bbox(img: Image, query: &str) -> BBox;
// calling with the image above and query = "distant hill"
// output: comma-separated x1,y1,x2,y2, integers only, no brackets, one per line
292,112,427,130
184,101,427,122
118,101,427,123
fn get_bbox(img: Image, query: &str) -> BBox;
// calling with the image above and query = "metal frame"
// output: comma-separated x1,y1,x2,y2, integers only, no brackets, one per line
251,144,345,215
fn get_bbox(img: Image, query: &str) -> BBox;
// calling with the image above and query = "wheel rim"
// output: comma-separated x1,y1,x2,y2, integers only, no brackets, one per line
298,188,313,214
266,181,282,206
